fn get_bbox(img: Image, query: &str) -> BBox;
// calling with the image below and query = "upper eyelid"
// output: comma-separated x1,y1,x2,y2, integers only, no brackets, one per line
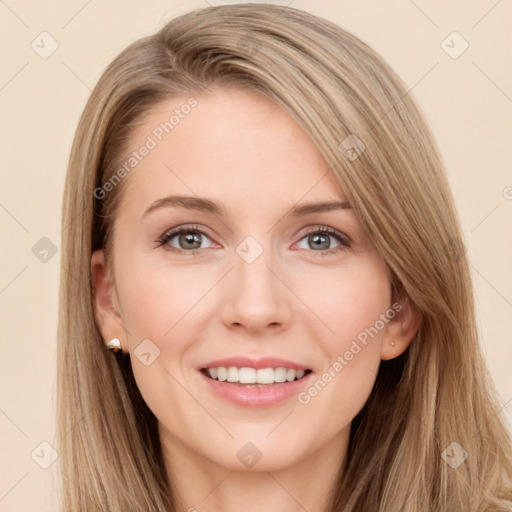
296,225,347,240
160,224,212,240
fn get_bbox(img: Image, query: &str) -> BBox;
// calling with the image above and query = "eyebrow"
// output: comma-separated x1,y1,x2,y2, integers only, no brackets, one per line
142,195,351,220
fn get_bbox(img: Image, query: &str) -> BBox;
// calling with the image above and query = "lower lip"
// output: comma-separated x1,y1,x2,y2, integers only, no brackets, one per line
199,370,313,408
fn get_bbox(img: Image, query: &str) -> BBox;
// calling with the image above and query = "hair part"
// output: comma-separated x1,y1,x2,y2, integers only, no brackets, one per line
57,3,512,511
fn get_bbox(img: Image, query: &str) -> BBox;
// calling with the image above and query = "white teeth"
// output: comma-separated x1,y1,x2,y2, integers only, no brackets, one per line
238,367,256,383
226,367,238,382
205,366,309,384
257,368,275,384
286,369,296,381
217,367,227,382
274,367,287,383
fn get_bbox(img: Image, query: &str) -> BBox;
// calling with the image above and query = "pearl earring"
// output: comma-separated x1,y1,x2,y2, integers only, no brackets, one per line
107,338,122,353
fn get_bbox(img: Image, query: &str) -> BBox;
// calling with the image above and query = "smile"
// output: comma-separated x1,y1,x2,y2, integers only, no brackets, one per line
199,366,314,407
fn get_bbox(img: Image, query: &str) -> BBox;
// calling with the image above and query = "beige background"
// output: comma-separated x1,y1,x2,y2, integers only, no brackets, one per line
1,0,511,509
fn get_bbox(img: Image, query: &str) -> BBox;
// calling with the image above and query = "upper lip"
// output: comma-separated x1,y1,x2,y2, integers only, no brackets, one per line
198,356,311,371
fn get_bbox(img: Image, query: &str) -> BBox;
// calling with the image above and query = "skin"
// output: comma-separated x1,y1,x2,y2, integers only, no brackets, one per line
92,85,421,512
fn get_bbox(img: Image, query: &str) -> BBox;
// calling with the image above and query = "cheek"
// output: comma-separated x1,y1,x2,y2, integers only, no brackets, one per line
116,263,201,432
299,257,391,350
295,261,390,420
116,260,207,344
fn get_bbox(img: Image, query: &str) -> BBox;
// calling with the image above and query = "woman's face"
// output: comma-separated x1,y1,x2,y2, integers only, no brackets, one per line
92,85,415,473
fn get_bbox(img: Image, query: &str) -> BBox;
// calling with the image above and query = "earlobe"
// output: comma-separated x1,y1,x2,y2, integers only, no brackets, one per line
91,250,124,345
381,297,422,361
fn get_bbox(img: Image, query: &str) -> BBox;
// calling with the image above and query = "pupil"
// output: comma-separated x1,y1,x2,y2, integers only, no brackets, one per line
310,233,329,250
180,232,201,249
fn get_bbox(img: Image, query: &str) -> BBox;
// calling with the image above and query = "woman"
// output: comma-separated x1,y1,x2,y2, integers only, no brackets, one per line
57,3,512,511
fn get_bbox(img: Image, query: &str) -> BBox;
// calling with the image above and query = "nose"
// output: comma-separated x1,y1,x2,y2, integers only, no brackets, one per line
220,243,293,335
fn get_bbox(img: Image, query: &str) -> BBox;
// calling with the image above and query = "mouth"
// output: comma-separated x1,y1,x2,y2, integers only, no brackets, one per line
200,366,313,386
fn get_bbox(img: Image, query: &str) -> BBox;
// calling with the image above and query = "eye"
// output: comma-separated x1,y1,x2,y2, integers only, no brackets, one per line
156,224,351,256
294,226,351,255
157,224,216,254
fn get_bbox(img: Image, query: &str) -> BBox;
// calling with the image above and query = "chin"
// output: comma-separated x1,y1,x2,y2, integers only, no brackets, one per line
199,437,309,473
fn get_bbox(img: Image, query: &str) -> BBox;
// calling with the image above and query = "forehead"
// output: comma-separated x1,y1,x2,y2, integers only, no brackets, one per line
117,85,346,219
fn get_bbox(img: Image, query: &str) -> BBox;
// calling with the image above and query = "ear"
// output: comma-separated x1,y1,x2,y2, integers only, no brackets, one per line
380,296,422,361
91,250,128,354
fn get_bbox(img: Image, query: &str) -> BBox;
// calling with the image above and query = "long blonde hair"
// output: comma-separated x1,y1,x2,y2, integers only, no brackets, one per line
57,3,512,510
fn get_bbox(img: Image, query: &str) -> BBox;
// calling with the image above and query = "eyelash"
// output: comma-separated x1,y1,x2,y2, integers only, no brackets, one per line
156,224,351,256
